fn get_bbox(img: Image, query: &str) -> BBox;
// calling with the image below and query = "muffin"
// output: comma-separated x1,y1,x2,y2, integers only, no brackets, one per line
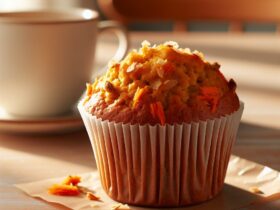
78,41,244,207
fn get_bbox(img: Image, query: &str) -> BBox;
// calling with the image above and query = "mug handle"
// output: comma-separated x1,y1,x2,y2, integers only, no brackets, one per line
96,20,129,75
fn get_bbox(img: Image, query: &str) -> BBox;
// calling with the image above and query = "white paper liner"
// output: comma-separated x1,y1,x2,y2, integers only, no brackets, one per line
78,102,244,207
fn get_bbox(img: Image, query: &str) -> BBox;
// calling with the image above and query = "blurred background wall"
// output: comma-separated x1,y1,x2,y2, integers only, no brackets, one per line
0,0,276,32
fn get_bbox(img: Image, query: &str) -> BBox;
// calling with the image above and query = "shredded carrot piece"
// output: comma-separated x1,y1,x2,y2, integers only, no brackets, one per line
150,103,156,118
62,175,81,186
156,102,165,125
86,83,93,96
48,175,81,196
211,98,219,113
48,184,80,196
198,87,220,113
150,101,166,125
133,88,143,107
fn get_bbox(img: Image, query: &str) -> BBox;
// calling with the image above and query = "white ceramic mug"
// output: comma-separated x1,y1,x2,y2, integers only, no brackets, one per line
0,9,128,117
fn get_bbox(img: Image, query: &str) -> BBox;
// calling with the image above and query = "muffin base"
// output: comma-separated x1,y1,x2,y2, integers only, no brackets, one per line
78,102,244,207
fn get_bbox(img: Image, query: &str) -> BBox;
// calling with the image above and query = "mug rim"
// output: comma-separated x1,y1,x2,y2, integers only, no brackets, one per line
0,8,99,24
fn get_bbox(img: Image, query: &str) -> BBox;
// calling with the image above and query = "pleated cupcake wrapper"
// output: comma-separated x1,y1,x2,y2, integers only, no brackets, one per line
78,102,244,207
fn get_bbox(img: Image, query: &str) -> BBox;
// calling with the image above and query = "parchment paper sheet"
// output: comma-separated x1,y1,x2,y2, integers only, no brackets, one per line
16,155,280,210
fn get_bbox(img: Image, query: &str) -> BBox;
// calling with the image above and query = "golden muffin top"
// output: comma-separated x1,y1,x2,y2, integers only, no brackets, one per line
84,41,238,125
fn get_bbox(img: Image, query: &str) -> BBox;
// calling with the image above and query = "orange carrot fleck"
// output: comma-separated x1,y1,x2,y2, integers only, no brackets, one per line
86,83,93,96
62,175,81,186
156,102,165,125
150,103,156,118
150,101,166,125
133,87,148,107
48,184,80,196
48,175,82,196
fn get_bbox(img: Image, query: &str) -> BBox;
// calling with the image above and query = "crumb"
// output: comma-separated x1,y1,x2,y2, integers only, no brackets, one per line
111,203,130,210
90,204,101,208
250,186,264,194
111,204,121,210
48,184,80,196
86,192,101,202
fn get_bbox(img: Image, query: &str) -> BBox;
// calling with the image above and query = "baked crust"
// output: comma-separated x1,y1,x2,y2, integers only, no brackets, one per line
84,41,239,125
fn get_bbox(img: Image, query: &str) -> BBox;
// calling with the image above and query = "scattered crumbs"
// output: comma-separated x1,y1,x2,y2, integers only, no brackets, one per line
250,186,264,194
111,203,131,210
86,192,102,202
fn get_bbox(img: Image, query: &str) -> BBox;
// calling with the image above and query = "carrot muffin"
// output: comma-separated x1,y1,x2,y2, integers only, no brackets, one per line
83,41,239,125
79,41,244,207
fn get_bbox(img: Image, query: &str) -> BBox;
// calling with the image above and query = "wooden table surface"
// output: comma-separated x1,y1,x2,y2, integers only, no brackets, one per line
1,32,280,210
